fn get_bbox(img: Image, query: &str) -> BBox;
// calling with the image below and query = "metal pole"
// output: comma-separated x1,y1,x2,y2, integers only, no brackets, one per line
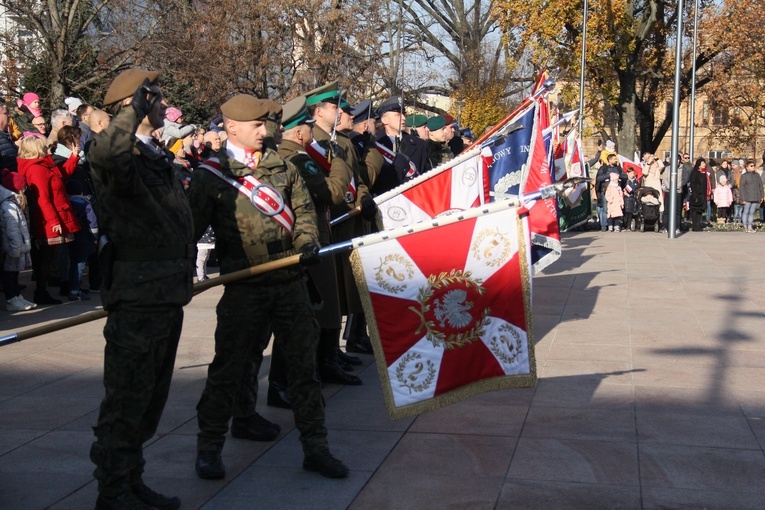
578,0,589,136
688,0,699,160
668,0,685,239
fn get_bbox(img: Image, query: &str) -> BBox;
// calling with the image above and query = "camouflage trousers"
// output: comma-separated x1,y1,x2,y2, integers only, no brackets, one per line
90,307,183,496
196,278,327,455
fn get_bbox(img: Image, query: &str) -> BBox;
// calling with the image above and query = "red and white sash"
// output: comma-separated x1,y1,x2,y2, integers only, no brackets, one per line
376,141,417,179
306,141,358,204
198,158,295,233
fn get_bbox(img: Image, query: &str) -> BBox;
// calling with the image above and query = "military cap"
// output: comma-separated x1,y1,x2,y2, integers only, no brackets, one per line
305,81,340,106
338,92,353,114
426,115,446,131
351,99,374,123
376,95,405,116
405,114,428,128
282,96,315,130
220,94,280,122
103,68,160,106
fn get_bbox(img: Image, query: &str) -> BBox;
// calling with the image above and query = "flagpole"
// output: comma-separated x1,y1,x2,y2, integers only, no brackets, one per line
578,0,588,136
0,177,587,347
688,0,699,160
463,78,554,152
668,0,685,239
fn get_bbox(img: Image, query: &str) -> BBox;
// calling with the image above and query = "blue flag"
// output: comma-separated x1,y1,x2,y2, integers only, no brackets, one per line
485,104,536,201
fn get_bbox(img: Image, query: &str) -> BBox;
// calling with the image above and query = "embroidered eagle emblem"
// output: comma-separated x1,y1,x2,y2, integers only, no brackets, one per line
433,289,474,329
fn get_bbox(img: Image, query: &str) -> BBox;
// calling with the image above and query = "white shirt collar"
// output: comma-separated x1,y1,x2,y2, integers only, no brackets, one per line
225,141,248,166
136,134,157,152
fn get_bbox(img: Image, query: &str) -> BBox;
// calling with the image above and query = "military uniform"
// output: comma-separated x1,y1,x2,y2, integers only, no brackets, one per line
427,138,454,169
188,104,333,467
88,70,194,508
372,96,429,195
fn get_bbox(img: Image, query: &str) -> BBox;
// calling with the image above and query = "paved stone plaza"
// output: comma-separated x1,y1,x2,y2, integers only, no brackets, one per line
1,231,764,509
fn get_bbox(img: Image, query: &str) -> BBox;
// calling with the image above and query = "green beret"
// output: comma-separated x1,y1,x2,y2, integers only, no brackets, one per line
305,81,339,106
426,115,446,131
405,114,428,128
221,95,279,122
282,96,315,130
103,68,160,106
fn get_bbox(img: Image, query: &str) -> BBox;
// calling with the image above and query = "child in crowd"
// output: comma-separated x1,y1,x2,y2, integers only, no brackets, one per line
0,171,36,311
713,174,733,224
605,171,624,232
622,168,641,231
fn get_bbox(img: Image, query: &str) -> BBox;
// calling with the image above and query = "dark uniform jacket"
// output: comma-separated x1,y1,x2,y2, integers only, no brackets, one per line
349,130,384,191
426,139,454,170
277,139,353,247
88,106,194,310
372,131,428,195
187,141,318,284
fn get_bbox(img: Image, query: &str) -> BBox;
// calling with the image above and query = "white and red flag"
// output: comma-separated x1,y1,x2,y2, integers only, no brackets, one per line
516,99,561,274
618,154,643,180
375,148,485,229
350,203,536,419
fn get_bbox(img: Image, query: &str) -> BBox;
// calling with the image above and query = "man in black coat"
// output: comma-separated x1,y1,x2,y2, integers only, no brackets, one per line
372,96,429,195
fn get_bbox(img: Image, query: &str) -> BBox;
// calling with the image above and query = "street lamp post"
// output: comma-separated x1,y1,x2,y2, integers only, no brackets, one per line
668,0,686,239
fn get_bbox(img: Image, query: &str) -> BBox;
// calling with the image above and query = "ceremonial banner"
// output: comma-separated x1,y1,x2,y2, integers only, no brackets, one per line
483,103,536,201
554,130,591,231
515,101,561,273
376,149,485,229
351,206,536,419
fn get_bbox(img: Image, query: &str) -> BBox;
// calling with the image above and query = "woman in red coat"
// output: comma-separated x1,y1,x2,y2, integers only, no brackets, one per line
16,136,80,304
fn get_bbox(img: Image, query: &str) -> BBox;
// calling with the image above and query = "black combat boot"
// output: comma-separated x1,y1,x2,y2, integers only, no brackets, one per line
303,450,350,478
338,350,362,366
95,491,154,510
131,482,181,510
195,450,225,480
345,313,373,354
318,328,362,385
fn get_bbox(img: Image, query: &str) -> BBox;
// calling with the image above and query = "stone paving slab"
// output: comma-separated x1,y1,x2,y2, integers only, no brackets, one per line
1,230,765,509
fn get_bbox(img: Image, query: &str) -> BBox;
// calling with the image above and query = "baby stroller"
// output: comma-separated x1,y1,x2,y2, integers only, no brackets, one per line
636,187,661,232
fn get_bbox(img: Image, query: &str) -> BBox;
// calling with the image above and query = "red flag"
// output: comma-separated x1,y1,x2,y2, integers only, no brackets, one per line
618,154,643,180
351,206,536,419
519,100,561,274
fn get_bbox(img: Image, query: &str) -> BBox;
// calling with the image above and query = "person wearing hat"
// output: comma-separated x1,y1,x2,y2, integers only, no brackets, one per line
349,98,384,191
425,115,454,169
270,95,361,394
373,95,429,195
405,114,429,139
161,106,195,144
335,94,355,136
87,68,193,510
306,82,377,356
188,93,349,479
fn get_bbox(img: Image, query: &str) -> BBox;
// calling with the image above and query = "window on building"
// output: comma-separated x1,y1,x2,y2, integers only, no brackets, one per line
713,107,729,125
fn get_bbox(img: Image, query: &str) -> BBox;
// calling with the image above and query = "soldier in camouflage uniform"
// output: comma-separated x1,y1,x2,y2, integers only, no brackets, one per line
88,69,193,510
426,115,456,170
188,94,348,480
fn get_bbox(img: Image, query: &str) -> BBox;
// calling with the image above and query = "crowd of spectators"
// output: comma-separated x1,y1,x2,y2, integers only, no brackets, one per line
0,91,219,311
588,141,765,233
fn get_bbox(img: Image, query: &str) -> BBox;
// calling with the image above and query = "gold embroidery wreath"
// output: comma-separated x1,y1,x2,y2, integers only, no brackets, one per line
374,254,416,294
409,269,489,350
395,352,437,395
471,227,511,268
489,323,523,364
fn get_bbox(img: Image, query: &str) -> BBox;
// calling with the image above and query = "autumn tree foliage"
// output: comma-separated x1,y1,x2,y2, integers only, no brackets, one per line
702,0,765,157
493,0,736,153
